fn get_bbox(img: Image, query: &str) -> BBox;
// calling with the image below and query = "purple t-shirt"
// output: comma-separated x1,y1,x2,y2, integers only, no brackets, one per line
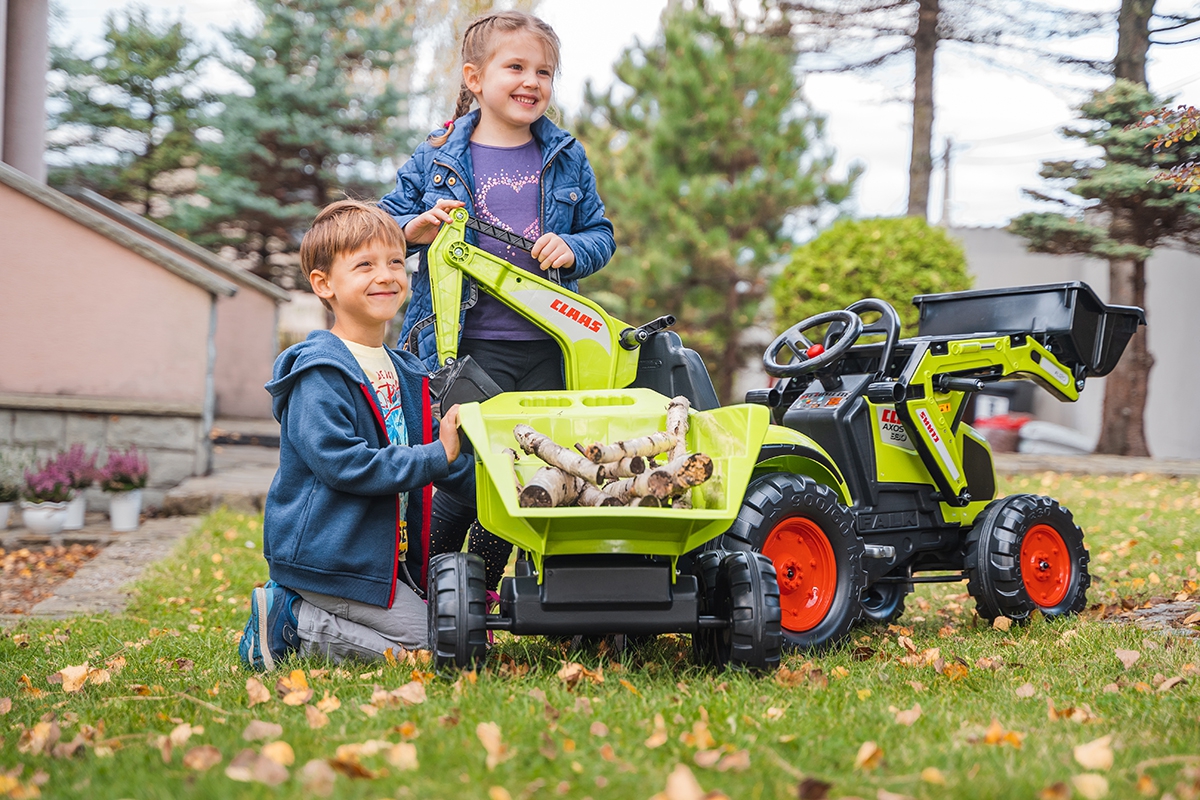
463,139,550,340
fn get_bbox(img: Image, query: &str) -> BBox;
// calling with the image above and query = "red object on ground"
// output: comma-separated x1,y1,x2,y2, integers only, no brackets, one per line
805,344,825,359
973,413,1031,431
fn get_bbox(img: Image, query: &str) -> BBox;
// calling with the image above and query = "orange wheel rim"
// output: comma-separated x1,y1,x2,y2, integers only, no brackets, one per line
1020,524,1071,607
763,518,837,632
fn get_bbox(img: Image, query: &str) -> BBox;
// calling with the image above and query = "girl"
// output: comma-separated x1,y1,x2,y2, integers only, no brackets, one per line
380,11,615,596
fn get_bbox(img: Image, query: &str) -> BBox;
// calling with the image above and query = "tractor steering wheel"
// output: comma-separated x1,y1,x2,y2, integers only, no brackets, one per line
763,310,864,378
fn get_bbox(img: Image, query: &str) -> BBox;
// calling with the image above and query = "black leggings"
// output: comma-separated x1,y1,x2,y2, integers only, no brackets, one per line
429,337,564,591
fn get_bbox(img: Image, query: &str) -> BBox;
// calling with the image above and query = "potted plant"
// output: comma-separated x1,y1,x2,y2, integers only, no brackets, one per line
100,446,149,532
0,452,24,530
50,445,97,530
21,458,74,540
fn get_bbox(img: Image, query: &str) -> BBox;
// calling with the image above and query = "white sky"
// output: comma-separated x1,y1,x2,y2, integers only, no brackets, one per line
54,0,1200,228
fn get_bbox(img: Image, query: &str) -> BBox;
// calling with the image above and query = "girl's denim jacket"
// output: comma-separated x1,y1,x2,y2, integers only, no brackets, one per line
380,110,616,369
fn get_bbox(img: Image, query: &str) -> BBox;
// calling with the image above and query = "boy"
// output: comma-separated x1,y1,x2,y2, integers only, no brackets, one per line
239,200,474,670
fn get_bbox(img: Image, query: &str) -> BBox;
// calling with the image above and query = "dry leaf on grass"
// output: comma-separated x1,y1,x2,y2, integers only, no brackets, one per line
983,719,1024,748
716,749,750,772
1016,682,1037,698
1072,773,1110,799
694,749,722,768
305,705,329,730
226,748,289,786
1047,700,1098,723
920,767,947,785
315,691,341,713
798,777,832,799
242,719,283,742
477,722,511,770
488,787,513,800
765,707,784,721
877,789,915,800
854,741,883,770
1073,735,1114,771
182,745,222,771
646,714,669,748
54,664,90,693
649,763,707,800
893,703,922,726
590,721,609,737
1115,649,1140,670
261,740,294,767
1038,781,1071,800
246,677,271,708
17,721,61,756
299,759,337,797
1156,676,1185,692
0,698,10,715
557,662,604,689
386,742,418,770
992,617,1012,631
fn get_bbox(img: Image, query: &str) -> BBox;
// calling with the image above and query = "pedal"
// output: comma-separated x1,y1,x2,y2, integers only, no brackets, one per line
864,544,896,559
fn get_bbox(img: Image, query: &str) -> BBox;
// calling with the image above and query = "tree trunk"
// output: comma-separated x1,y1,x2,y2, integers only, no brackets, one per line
1114,0,1153,85
906,0,938,219
1094,256,1153,456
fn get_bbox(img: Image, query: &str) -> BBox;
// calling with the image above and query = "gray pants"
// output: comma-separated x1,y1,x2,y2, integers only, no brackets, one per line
295,580,428,664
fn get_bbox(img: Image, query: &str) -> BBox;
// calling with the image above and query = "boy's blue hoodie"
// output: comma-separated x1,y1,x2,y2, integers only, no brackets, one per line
263,330,474,608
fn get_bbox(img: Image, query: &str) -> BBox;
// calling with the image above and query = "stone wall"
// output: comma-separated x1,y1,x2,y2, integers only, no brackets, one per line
0,402,208,511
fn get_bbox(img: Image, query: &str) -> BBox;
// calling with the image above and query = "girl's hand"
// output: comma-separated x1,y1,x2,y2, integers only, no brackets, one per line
531,233,576,271
404,198,465,245
439,404,462,463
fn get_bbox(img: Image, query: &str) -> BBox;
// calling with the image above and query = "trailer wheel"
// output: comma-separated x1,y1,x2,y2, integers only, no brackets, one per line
690,549,726,666
719,473,867,650
710,551,781,671
428,552,489,669
859,581,909,625
966,494,1090,623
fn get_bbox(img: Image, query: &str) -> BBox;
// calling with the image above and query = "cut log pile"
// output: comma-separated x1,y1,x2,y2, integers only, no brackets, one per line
514,396,712,508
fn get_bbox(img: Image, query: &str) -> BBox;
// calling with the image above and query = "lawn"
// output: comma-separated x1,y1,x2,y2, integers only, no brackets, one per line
1,472,1198,800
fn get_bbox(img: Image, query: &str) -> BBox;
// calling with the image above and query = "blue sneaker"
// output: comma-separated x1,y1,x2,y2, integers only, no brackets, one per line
239,580,300,671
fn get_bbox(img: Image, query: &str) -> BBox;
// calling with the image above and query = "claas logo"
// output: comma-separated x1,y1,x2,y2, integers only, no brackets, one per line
550,298,603,333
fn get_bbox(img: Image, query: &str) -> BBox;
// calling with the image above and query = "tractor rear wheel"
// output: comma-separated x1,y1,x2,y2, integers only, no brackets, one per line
718,473,867,650
965,494,1090,623
428,552,489,669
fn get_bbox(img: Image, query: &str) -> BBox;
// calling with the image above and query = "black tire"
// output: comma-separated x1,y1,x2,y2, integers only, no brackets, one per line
718,473,867,650
691,549,726,666
858,581,909,625
965,494,1090,624
427,552,489,669
710,551,782,671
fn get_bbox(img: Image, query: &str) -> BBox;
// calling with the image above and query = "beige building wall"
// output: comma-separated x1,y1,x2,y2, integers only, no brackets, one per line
0,181,212,406
949,227,1200,460
214,290,277,418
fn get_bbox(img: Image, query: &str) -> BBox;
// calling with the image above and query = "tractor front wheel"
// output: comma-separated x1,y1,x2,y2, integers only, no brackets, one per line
428,552,489,669
709,551,781,671
858,581,909,625
965,494,1090,623
719,473,867,650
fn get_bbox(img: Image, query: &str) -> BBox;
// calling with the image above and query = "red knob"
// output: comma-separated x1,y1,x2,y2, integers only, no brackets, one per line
805,344,825,359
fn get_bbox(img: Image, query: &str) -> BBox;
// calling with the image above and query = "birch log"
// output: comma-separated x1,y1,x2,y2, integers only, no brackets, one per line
513,424,605,484
578,483,624,507
601,455,646,479
660,453,713,496
519,467,583,508
602,468,673,502
576,432,676,464
502,447,522,490
632,495,661,508
665,397,693,507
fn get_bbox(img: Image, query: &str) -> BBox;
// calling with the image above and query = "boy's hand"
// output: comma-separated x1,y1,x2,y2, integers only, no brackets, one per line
404,199,465,245
439,404,462,463
531,233,576,271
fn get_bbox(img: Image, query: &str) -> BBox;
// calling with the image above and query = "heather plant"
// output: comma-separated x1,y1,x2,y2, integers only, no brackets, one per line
99,446,149,492
48,444,98,491
23,459,74,504
0,451,30,503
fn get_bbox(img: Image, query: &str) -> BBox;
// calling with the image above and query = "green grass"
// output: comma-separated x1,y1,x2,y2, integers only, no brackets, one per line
2,473,1198,799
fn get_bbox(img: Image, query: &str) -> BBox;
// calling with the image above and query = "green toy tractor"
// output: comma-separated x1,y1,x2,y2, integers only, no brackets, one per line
422,208,1145,665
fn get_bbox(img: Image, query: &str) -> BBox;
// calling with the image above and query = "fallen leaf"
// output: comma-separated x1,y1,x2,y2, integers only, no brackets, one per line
645,714,669,748
17,721,60,756
797,777,832,799
1156,676,1185,692
975,656,1003,670
992,617,1012,632
765,707,784,721
245,677,271,707
1115,649,1140,670
854,741,883,770
1016,682,1037,698
1073,735,1114,771
590,721,608,737
920,767,947,785
282,688,314,706
894,703,921,726
1038,782,1071,800
0,698,10,715
477,721,511,770
557,662,603,689
299,759,337,796
1135,774,1157,795
316,691,341,713
87,668,111,686
488,787,512,800
599,743,616,762
57,664,90,693
716,749,750,772
305,705,329,729
276,669,309,696
942,662,969,682
619,678,641,696
694,749,722,768
182,745,222,771
540,732,558,760
877,790,914,800
1047,700,1098,723
396,681,427,705
169,723,194,748
831,665,850,679
242,720,283,742
1072,773,1109,799
660,763,705,800
226,748,289,785
358,703,378,717
262,740,295,767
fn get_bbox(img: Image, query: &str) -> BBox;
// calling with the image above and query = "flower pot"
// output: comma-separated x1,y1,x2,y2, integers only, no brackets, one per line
0,501,12,530
64,494,88,530
108,489,143,532
21,500,69,539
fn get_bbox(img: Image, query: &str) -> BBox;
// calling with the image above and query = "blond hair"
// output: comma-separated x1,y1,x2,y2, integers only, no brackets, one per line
300,200,406,310
429,11,561,147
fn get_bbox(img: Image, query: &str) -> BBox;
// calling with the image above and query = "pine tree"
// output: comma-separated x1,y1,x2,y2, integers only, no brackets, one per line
1009,80,1200,455
46,6,212,216
173,0,415,287
575,1,855,403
